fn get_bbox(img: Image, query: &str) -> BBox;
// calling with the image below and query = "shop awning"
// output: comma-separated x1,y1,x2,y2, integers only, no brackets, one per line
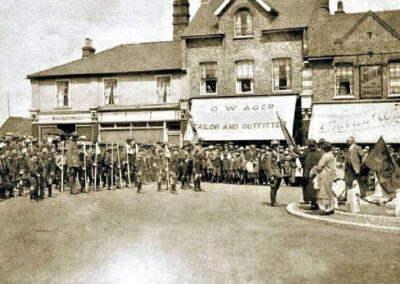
308,102,400,144
190,95,297,141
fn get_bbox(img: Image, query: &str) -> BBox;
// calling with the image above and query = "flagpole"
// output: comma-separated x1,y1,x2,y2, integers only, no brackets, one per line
61,141,64,192
126,144,131,188
94,142,98,191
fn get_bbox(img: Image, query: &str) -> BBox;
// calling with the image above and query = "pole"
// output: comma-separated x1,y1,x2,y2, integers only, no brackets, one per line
61,142,64,192
117,143,123,189
84,143,88,193
111,143,114,189
94,142,98,191
126,144,131,188
166,154,170,191
7,92,10,118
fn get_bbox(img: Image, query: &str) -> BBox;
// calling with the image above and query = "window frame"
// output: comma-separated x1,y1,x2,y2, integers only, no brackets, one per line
55,79,71,109
234,9,254,39
155,75,173,104
103,77,119,106
235,60,255,94
334,63,355,99
272,58,292,92
388,61,400,97
200,62,218,95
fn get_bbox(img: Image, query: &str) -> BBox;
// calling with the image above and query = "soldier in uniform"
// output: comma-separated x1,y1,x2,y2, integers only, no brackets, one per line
135,149,146,194
168,148,180,194
266,140,283,207
66,133,80,194
193,154,204,192
155,147,168,192
42,147,56,198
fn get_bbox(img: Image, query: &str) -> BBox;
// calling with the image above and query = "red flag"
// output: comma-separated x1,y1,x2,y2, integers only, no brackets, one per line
364,137,400,195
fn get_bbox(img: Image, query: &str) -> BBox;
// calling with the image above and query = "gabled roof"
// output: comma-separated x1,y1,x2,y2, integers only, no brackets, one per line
182,0,318,38
28,41,183,79
214,0,272,16
308,10,400,58
0,117,32,136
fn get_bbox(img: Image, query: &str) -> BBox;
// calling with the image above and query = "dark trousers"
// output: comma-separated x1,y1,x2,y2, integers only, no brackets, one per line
270,177,282,205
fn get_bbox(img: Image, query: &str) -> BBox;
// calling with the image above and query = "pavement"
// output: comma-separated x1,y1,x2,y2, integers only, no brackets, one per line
0,183,400,284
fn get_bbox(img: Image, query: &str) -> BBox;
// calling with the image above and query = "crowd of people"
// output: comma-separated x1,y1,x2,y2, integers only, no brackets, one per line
0,132,399,215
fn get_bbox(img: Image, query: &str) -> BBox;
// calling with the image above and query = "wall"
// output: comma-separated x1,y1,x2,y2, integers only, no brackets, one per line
185,0,304,97
32,72,188,112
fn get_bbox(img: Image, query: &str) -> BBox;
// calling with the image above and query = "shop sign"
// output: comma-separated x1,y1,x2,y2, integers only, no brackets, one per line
190,95,297,141
38,113,92,124
360,65,382,99
309,102,400,143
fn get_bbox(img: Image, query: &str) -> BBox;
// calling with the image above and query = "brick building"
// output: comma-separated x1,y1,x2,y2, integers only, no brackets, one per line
182,0,319,142
306,0,400,144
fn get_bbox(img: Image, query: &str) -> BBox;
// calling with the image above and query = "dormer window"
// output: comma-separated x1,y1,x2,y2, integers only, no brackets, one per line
234,9,253,37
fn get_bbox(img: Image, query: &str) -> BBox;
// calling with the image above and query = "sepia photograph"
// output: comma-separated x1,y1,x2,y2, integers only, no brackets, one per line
1,0,400,283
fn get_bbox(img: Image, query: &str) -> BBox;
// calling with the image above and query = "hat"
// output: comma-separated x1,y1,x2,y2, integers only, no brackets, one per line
271,140,279,146
318,138,325,145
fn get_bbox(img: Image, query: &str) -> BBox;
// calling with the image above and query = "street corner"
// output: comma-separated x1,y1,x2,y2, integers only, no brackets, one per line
286,203,400,235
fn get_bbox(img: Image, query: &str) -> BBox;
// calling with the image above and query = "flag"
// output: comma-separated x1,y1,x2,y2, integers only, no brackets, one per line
126,143,134,155
135,143,139,156
183,112,199,144
95,142,101,155
163,121,168,144
364,136,400,195
277,112,298,153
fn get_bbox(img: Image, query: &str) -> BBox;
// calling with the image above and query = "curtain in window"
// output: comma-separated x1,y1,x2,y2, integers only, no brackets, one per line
389,63,400,94
104,79,118,105
157,77,171,103
57,81,68,107
236,61,254,79
200,63,217,79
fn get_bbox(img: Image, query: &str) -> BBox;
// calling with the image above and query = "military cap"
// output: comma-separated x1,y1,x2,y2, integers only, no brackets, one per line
318,138,325,145
271,140,279,146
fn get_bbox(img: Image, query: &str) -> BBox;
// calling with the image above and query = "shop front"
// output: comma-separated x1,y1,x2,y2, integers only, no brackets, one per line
33,112,96,141
308,101,400,144
189,95,301,142
98,105,183,145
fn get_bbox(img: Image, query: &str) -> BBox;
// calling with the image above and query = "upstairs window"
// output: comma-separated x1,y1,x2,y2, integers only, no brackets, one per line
200,62,218,94
236,60,254,93
156,76,171,103
389,62,400,96
273,58,292,91
56,81,69,107
104,78,119,105
234,9,253,37
335,64,353,97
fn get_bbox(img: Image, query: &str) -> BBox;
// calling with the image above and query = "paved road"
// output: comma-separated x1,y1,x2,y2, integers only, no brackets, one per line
0,184,399,284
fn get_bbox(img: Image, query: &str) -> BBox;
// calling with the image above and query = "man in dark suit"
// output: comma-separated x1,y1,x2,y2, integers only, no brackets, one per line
345,136,367,197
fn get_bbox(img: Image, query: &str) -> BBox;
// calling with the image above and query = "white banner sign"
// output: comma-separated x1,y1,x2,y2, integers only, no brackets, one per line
38,113,92,124
191,95,297,141
309,102,400,143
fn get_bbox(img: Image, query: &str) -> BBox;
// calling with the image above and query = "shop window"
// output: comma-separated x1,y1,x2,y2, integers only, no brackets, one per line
335,64,354,97
104,78,119,105
273,58,292,91
156,76,171,103
148,122,163,127
236,60,254,93
200,62,218,94
389,62,400,96
360,65,382,99
56,81,69,107
234,9,253,37
168,122,181,131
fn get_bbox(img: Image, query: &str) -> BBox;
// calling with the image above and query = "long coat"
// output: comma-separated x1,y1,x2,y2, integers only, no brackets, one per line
303,150,323,202
315,151,335,200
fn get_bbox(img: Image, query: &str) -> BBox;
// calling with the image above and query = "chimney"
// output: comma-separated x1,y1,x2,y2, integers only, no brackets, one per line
335,1,345,14
82,38,95,58
173,0,190,41
319,0,330,12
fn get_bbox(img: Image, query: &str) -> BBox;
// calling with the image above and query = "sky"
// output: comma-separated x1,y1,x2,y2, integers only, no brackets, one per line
0,0,400,126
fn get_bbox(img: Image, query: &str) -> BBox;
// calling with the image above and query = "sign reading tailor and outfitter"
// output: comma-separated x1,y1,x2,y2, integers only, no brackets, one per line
308,102,400,143
190,95,297,141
